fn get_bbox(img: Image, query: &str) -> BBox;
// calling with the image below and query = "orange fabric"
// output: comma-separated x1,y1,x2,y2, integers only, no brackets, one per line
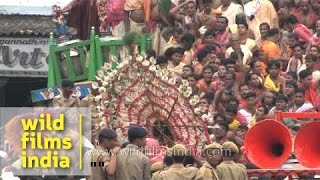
261,40,281,61
198,79,209,92
194,63,203,74
305,82,317,105
261,62,267,76
143,0,151,22
124,0,151,22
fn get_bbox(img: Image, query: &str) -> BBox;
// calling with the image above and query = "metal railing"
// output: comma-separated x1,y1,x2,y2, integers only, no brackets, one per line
47,27,151,87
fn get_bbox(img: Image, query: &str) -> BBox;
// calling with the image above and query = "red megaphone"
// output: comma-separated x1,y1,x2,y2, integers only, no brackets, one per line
294,121,320,168
244,119,292,169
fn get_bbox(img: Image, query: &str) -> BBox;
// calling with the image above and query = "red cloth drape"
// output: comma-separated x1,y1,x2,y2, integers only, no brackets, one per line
67,0,100,40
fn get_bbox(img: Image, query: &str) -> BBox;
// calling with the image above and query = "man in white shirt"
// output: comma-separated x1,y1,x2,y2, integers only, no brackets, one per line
217,0,243,26
244,0,279,39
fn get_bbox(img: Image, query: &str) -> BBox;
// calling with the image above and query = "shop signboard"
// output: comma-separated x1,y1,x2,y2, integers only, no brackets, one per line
0,37,49,77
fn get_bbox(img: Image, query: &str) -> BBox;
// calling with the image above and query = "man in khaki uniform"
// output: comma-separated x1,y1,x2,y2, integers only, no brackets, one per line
195,142,222,180
152,148,174,180
216,141,248,180
83,128,120,180
116,126,151,180
52,79,80,107
80,81,103,143
157,144,198,180
52,80,80,130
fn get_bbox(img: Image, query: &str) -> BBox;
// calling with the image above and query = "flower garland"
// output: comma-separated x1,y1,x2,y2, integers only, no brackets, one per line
94,48,211,147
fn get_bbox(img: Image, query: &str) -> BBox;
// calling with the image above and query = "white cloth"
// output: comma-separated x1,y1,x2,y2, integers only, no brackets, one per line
238,109,253,124
83,136,94,149
226,45,253,65
199,26,207,35
111,21,125,37
244,0,279,39
217,2,244,26
286,57,302,76
289,102,314,112
244,0,262,17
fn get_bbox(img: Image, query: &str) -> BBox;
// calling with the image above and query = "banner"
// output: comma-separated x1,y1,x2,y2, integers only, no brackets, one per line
31,83,91,102
0,38,49,77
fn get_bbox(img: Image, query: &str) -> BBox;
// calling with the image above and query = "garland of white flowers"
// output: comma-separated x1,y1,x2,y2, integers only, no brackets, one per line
94,50,214,129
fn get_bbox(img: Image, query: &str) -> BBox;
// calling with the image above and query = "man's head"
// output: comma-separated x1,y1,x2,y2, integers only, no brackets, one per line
128,126,148,147
216,16,228,31
239,84,250,97
243,91,257,107
311,0,320,10
237,23,249,36
214,114,226,124
202,65,214,82
98,128,118,150
292,43,304,59
287,33,299,48
170,144,188,163
61,79,74,97
250,60,263,74
224,72,236,88
235,123,248,139
165,47,184,65
259,23,271,37
182,64,194,79
300,0,310,14
223,58,237,73
222,141,239,158
294,88,306,107
229,33,241,50
267,60,281,78
286,15,299,32
187,73,198,87
275,94,288,111
203,30,216,44
299,69,313,88
156,55,168,69
265,28,280,43
202,143,222,166
225,104,238,123
284,80,297,96
310,45,320,56
227,97,240,107
285,71,298,82
186,1,196,16
256,105,268,120
172,27,183,43
197,47,211,64
305,54,318,70
218,64,227,77
181,33,196,50
211,121,229,139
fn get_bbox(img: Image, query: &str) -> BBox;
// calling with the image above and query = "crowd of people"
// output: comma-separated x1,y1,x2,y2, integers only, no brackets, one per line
3,0,320,179
80,0,320,179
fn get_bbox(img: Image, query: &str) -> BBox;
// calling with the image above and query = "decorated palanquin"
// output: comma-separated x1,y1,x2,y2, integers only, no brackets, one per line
94,48,210,148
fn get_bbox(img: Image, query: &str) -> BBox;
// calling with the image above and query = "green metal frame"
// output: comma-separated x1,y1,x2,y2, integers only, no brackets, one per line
95,33,151,68
47,28,151,87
